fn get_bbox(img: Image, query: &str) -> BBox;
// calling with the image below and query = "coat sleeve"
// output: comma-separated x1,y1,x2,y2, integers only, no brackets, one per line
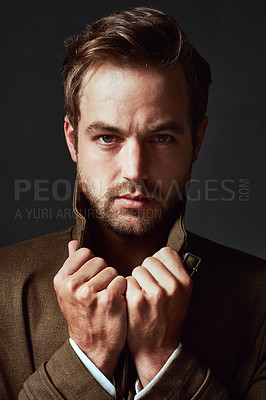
232,318,266,400
136,346,228,400
18,340,114,400
137,343,266,400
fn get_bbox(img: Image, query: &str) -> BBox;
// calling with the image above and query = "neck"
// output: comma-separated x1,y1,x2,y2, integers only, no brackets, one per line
88,220,170,276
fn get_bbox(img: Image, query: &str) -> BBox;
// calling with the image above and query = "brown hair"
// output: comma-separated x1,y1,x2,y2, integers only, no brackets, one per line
62,7,212,140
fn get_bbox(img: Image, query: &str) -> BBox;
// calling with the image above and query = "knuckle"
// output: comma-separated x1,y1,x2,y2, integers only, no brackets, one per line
185,276,193,292
79,247,92,259
65,277,79,294
99,289,114,305
132,266,144,277
92,256,104,263
77,283,96,301
114,275,125,285
64,279,74,294
167,279,179,296
76,286,86,302
151,286,164,301
86,282,97,296
161,246,177,257
132,290,145,306
105,266,118,277
91,257,107,268
142,256,154,266
53,274,60,290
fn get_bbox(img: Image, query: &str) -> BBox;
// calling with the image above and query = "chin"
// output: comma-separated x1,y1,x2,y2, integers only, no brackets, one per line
102,212,163,238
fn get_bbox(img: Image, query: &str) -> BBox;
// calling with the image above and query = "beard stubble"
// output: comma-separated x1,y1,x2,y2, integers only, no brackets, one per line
77,164,191,238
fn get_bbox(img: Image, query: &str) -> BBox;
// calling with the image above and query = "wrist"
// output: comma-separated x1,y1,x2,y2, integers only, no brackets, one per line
133,347,176,387
85,348,122,381
70,338,122,380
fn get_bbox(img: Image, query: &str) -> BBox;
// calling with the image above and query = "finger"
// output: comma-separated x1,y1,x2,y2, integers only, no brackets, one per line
152,247,189,282
142,256,175,288
86,267,118,292
68,240,78,256
125,276,143,300
59,247,95,278
126,276,142,291
69,257,108,287
131,266,159,293
107,275,127,296
125,276,143,295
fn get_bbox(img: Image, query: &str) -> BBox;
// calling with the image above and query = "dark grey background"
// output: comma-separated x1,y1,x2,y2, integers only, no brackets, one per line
1,0,265,259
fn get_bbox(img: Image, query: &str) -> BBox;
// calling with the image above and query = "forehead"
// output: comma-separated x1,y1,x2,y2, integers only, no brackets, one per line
78,62,190,129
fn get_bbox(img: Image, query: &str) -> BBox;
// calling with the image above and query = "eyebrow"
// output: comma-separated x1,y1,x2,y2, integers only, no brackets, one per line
85,122,123,135
84,120,185,136
148,121,184,135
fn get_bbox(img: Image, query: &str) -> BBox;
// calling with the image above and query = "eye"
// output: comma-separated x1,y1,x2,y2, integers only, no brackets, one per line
97,135,115,144
154,134,172,143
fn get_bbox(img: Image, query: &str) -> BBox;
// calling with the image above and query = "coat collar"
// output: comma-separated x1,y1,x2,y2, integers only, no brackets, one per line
72,180,188,254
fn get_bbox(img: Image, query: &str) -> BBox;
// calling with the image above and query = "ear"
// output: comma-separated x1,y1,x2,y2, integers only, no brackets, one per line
192,116,208,164
64,115,77,163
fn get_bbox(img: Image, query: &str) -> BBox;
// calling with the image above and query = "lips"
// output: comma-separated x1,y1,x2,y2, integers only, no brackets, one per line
120,193,152,201
115,193,153,209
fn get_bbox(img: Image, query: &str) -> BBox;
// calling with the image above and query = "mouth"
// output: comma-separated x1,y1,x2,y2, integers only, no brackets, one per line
115,193,153,209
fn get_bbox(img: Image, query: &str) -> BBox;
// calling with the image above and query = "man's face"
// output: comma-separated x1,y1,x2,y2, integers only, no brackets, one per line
65,63,205,237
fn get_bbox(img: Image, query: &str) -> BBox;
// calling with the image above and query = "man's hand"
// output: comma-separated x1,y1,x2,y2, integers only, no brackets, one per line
126,247,192,387
53,240,127,380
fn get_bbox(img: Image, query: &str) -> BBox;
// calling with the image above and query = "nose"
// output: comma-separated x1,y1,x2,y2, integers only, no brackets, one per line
121,139,149,181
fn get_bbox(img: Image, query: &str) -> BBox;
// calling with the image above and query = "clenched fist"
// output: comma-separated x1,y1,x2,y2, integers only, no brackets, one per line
126,247,192,387
53,240,127,380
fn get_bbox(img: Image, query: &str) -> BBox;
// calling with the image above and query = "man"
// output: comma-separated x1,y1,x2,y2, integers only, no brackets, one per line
0,6,265,400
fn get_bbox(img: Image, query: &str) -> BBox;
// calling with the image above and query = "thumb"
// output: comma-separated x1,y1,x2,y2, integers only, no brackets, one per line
68,240,78,256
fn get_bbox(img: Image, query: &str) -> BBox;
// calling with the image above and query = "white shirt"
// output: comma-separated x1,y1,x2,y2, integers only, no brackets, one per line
69,338,182,399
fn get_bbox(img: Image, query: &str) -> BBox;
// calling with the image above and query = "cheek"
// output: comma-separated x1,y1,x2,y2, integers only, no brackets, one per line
150,151,193,194
78,150,119,193
78,145,106,175
152,152,192,180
